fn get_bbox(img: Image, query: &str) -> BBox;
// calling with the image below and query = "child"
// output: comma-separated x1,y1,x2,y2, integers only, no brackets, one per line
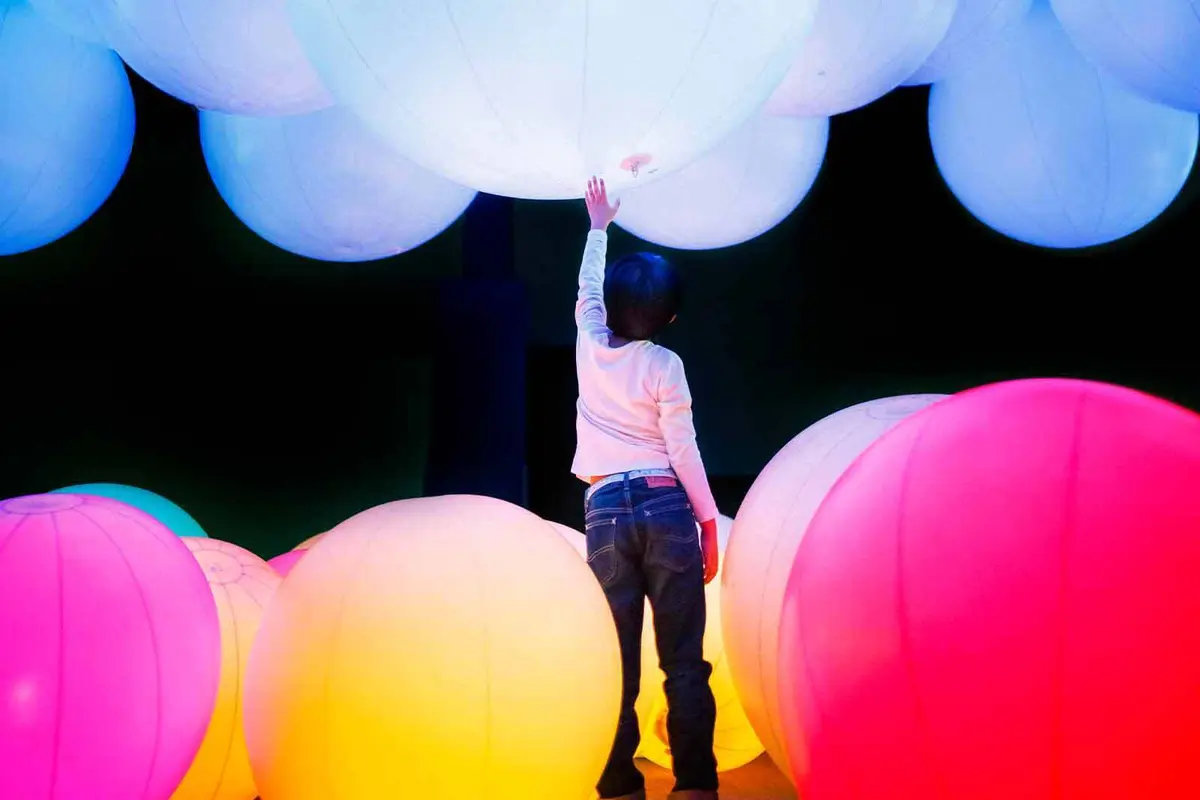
574,176,719,800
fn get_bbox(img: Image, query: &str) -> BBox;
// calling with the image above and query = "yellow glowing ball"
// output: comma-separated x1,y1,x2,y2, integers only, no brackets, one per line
293,531,325,550
549,521,588,558
176,538,280,800
549,518,763,771
245,496,622,799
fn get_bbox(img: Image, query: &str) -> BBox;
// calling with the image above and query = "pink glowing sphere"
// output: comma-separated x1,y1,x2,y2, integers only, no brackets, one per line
0,493,222,799
268,550,304,577
779,379,1200,799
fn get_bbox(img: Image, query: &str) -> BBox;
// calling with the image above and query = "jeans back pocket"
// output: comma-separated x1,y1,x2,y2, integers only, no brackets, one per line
584,514,619,588
642,500,699,575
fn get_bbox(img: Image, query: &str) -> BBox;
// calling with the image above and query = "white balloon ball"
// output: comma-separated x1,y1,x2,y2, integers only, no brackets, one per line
284,0,819,200
765,0,956,118
929,2,1198,250
0,2,134,256
903,0,1033,85
100,0,330,115
721,394,947,783
614,113,828,251
1051,0,1200,113
200,106,477,262
27,0,106,44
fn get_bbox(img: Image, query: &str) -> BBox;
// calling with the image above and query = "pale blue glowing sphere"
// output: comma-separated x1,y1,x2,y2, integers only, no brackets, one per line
904,0,1033,85
614,112,828,251
765,0,956,117
27,0,106,44
0,2,134,257
201,105,477,262
99,0,330,115
1051,0,1200,114
929,2,1198,249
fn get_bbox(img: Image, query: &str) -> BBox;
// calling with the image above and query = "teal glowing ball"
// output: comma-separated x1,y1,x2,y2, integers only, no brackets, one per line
51,483,208,538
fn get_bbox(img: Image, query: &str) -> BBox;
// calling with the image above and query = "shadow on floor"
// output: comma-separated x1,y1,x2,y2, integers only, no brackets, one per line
640,755,796,800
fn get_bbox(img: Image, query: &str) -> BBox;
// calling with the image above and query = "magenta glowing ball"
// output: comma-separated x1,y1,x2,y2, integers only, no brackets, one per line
0,493,221,799
779,379,1200,799
268,549,304,577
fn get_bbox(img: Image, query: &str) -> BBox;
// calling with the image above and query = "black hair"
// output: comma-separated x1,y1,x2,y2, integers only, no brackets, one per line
603,252,683,341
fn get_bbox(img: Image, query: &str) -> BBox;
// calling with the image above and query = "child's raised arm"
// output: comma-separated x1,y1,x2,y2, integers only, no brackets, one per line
575,177,620,333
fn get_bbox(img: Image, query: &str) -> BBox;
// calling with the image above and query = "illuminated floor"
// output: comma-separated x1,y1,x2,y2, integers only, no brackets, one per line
641,755,795,799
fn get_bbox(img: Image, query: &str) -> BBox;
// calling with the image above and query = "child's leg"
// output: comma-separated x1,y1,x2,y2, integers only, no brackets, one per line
585,495,649,800
639,494,718,796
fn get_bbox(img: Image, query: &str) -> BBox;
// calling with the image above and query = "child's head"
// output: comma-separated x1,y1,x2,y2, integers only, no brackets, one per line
604,252,682,341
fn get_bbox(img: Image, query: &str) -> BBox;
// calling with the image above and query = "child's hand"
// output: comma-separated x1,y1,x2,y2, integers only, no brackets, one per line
699,518,719,584
585,176,620,231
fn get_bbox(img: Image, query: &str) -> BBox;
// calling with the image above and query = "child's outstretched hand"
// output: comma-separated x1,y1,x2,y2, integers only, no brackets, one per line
585,176,620,231
700,518,719,585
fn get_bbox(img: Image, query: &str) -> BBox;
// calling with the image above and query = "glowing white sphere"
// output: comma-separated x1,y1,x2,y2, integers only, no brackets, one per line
201,105,477,263
27,0,105,44
98,0,329,115
0,3,134,257
283,0,818,200
1051,0,1200,114
929,3,1198,250
765,0,956,118
903,0,1033,85
614,112,829,251
721,394,947,783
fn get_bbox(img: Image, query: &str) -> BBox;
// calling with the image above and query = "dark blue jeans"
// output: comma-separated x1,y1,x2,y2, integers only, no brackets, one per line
585,474,718,798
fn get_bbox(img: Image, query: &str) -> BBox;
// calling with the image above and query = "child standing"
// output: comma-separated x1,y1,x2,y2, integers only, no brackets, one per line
574,177,719,800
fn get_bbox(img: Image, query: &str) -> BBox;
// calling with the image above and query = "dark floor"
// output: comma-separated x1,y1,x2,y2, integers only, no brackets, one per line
641,755,795,799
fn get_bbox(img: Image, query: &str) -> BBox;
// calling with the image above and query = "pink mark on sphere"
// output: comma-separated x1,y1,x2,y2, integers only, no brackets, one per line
620,154,654,177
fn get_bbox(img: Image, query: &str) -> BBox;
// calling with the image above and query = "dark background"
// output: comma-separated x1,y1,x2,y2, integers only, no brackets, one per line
2,69,1197,556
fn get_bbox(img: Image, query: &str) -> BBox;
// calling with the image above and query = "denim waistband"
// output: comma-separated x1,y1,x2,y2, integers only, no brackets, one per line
584,468,677,503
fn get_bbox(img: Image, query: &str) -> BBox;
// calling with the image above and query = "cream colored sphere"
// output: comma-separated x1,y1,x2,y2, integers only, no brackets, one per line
721,394,947,782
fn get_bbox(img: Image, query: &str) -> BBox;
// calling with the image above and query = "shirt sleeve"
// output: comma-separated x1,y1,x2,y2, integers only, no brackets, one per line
656,351,719,524
575,229,608,334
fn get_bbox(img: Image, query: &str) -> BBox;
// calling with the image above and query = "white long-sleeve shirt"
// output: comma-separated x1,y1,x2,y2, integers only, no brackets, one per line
571,229,719,523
